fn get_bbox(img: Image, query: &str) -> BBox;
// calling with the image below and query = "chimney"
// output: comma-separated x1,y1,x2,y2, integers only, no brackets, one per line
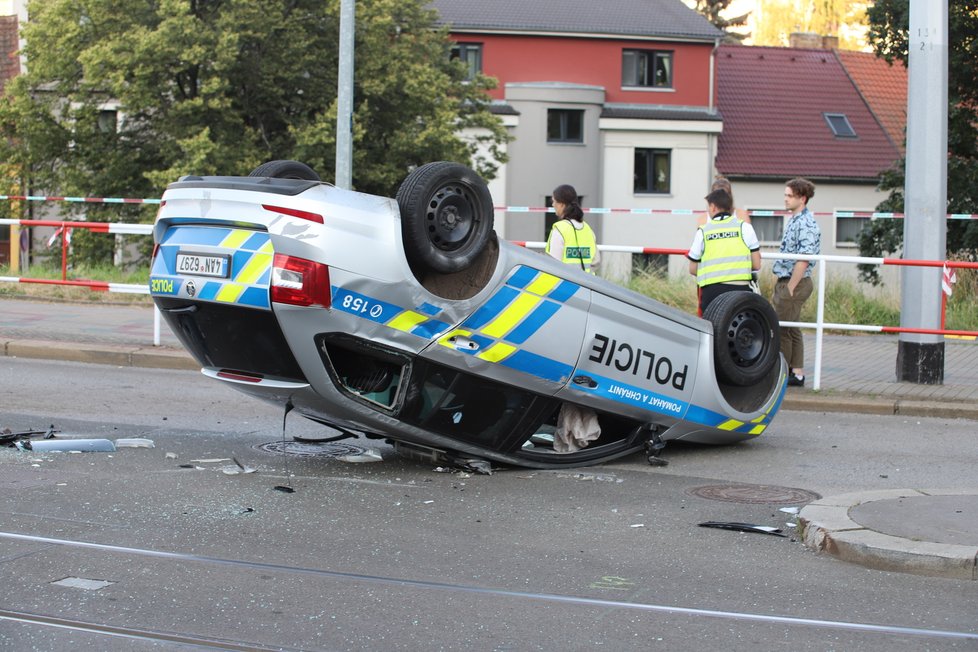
821,35,839,50
789,32,822,49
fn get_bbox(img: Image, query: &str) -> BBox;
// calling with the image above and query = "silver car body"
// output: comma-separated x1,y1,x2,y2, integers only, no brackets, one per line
150,175,787,468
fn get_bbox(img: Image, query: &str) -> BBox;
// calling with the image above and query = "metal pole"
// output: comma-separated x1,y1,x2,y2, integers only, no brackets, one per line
334,0,355,190
897,0,948,384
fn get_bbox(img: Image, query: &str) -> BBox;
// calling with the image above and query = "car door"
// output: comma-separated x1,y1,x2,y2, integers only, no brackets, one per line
555,288,704,422
417,264,591,396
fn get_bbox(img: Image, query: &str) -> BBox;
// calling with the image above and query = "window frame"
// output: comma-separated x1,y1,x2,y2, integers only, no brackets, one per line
834,210,871,247
547,108,585,144
633,148,671,195
744,211,784,244
450,42,483,81
621,49,674,89
824,113,857,138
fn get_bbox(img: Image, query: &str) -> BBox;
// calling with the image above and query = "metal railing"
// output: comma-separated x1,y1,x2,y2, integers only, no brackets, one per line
3,213,978,389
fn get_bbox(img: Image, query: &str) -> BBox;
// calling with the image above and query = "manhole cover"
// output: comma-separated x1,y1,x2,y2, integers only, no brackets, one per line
688,484,821,505
256,441,367,458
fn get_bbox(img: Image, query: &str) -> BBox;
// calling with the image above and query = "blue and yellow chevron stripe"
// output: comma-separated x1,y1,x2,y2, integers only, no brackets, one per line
149,226,273,309
435,266,581,382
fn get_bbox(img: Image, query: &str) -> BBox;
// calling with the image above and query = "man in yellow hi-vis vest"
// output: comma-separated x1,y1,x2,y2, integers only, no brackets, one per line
687,188,761,316
546,184,599,274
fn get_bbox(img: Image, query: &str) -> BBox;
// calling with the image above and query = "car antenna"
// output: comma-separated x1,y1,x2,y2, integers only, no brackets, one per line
273,400,296,494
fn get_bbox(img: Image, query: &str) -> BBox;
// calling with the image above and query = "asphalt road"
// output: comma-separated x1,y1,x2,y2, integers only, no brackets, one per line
1,358,976,651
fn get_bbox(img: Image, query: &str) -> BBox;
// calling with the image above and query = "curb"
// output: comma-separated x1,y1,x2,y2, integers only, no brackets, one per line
798,489,978,580
4,338,977,420
782,393,978,421
1,338,198,371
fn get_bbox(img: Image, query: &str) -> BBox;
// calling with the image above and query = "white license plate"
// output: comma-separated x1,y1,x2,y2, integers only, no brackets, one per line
176,252,230,278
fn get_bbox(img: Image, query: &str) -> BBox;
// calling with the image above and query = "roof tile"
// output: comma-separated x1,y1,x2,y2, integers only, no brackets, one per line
716,44,900,180
428,0,722,41
836,49,907,154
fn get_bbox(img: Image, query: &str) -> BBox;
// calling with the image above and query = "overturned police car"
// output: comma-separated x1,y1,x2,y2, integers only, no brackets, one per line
149,160,786,469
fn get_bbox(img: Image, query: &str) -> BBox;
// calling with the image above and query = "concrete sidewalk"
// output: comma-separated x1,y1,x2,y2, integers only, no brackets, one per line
1,296,977,580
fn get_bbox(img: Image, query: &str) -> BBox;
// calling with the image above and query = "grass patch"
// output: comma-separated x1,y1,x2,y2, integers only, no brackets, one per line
628,271,978,333
0,262,152,304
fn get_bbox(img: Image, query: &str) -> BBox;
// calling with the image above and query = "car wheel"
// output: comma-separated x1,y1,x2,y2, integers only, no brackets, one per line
395,161,494,274
248,160,321,181
704,291,781,386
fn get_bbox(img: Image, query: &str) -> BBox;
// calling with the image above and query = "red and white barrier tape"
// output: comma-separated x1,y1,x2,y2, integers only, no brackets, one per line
2,193,978,219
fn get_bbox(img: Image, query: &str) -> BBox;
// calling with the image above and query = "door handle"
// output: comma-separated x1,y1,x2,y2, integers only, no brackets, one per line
573,375,598,388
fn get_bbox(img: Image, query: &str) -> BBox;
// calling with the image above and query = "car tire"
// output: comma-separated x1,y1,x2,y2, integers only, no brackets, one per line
704,291,781,387
395,161,494,274
248,160,321,181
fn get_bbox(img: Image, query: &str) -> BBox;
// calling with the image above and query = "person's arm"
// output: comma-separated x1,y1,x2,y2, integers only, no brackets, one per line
687,229,704,276
787,260,809,295
741,223,762,272
547,226,564,261
787,215,819,294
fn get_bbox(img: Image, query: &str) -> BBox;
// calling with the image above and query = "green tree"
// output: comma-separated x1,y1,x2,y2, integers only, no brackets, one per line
856,0,978,284
751,0,868,50
0,0,508,264
689,0,750,42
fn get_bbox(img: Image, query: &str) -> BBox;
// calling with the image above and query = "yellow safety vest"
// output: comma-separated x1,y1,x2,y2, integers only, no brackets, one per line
547,220,596,274
696,214,752,287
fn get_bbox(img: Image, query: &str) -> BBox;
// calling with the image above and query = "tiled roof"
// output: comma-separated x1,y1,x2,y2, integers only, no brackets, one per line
715,44,900,181
836,49,907,154
428,0,723,42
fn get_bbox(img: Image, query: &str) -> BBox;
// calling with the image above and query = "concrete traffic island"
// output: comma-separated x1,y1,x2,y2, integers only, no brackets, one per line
799,489,978,580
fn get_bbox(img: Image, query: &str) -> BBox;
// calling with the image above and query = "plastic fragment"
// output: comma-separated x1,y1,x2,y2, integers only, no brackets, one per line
336,449,383,463
779,507,800,515
191,458,231,464
698,521,786,537
222,457,256,474
273,485,295,493
115,438,155,448
630,523,645,528
16,439,116,453
165,452,178,459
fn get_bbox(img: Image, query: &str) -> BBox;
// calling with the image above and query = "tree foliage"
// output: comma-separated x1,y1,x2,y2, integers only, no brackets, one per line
690,0,750,43
856,0,978,283
751,0,868,50
0,0,508,263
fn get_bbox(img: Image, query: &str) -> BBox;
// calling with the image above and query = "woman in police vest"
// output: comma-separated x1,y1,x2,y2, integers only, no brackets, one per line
687,187,761,316
546,184,599,274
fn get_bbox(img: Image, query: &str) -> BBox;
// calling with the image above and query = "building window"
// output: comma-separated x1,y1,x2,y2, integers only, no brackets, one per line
622,49,673,88
835,212,870,245
547,109,584,143
824,113,856,138
450,42,483,81
634,148,670,194
98,109,118,134
746,212,783,243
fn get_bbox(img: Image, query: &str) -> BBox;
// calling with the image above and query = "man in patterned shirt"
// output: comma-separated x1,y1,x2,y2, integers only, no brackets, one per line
772,178,820,387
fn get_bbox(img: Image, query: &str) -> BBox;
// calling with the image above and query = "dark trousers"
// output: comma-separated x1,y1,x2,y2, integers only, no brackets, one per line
699,283,752,316
772,276,813,370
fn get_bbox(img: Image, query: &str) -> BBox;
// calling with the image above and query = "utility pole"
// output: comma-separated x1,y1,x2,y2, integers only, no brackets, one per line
334,0,355,190
897,0,948,384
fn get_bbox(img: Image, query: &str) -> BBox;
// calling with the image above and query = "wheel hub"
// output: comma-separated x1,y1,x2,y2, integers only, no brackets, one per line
729,311,764,364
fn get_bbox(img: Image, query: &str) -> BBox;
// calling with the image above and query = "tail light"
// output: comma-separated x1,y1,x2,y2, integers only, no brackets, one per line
271,254,331,308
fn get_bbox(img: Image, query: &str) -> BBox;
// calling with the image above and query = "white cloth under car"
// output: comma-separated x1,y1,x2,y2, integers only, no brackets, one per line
554,403,601,453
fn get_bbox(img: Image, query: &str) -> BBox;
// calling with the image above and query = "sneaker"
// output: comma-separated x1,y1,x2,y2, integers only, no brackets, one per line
787,374,805,387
